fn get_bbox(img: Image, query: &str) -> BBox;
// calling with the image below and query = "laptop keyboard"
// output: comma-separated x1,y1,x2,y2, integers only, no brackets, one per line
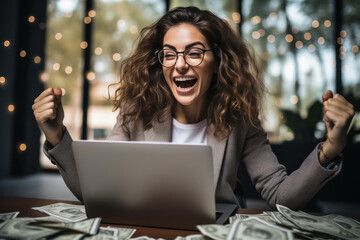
216,211,223,220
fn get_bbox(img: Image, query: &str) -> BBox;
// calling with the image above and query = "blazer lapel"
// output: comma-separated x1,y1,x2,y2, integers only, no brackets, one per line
207,126,228,187
144,114,172,142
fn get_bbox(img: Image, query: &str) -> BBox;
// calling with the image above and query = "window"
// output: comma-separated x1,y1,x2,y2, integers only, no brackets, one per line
41,0,165,168
41,0,359,168
88,0,165,139
41,0,84,169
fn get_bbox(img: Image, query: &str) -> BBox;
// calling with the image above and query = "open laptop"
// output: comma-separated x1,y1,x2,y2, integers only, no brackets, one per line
72,140,237,230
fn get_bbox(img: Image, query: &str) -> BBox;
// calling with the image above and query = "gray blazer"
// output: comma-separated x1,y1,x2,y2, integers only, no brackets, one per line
44,113,341,210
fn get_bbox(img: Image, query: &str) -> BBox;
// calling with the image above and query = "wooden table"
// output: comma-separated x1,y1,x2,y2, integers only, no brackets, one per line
0,196,263,239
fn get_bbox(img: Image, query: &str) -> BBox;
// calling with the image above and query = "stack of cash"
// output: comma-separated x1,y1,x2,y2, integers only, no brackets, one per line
0,202,136,240
198,204,360,240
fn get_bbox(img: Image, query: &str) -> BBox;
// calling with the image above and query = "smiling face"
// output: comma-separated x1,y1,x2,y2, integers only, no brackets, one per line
162,23,217,116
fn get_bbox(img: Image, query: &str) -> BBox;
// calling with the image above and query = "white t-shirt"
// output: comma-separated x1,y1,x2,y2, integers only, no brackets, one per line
171,118,207,144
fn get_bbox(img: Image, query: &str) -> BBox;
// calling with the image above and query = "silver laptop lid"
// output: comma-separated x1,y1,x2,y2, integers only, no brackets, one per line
72,140,216,230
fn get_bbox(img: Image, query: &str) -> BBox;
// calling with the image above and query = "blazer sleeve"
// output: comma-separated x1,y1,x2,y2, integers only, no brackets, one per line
241,124,342,210
43,113,130,202
43,128,83,202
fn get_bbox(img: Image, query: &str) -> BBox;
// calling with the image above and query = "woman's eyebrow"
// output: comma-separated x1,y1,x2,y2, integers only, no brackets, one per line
185,41,206,49
162,41,206,50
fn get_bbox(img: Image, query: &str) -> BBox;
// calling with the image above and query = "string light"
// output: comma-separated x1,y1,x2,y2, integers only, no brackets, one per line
285,34,293,42
8,104,15,112
130,26,138,34
34,56,41,64
55,33,63,40
312,20,319,28
252,31,260,39
340,30,347,38
94,47,102,55
324,20,331,28
84,16,91,24
352,45,359,53
28,16,35,23
337,37,344,45
232,12,241,24
65,66,73,74
318,37,325,45
53,63,60,71
112,53,121,61
86,71,96,81
40,72,49,82
88,10,96,18
19,143,27,151
20,50,27,57
295,41,303,49
4,40,10,47
290,95,299,104
267,35,276,43
308,44,316,52
339,46,346,54
80,41,88,49
0,76,5,84
250,16,261,25
269,12,278,19
117,19,126,29
304,32,311,40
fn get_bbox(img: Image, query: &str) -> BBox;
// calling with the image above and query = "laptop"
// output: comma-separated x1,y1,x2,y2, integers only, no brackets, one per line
72,140,236,230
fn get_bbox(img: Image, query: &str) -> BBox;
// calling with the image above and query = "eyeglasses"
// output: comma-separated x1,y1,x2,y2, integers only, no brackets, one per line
157,47,214,68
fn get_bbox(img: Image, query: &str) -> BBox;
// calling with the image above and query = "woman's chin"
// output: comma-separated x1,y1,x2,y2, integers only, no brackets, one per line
174,95,196,106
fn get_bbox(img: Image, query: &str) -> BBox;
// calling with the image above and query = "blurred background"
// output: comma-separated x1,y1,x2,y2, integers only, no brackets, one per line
0,0,359,214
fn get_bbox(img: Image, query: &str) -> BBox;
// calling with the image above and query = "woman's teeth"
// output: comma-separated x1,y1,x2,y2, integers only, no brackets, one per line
174,77,197,89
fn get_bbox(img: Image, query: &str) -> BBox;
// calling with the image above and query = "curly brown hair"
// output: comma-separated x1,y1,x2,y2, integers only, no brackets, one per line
112,6,265,139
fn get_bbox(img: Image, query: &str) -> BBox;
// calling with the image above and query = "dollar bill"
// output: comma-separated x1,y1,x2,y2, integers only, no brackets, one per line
277,204,359,239
114,226,136,238
130,236,155,240
227,217,294,240
97,226,118,237
185,234,208,240
0,217,61,240
265,211,298,229
174,236,186,240
48,230,85,240
29,217,101,235
95,226,136,239
324,214,360,237
0,211,20,221
229,213,277,225
32,202,87,222
197,224,231,240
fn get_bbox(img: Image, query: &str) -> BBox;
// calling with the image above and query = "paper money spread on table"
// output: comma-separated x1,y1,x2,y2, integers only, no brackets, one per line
1,203,359,239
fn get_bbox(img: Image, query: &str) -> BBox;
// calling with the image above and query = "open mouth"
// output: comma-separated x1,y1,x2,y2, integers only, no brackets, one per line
173,77,198,89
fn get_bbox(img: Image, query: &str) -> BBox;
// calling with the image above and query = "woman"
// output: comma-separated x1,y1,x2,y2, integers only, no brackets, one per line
32,7,354,209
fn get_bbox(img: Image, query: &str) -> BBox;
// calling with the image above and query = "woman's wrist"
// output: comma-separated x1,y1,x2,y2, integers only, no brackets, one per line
46,125,65,147
318,140,343,167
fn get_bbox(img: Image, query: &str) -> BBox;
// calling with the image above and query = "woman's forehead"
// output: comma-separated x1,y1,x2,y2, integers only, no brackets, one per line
163,23,209,48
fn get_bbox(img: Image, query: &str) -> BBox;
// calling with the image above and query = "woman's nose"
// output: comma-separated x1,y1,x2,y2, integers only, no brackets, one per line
175,54,189,72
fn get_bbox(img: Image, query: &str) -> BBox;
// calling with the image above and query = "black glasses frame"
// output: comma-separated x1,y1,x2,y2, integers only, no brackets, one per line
156,47,214,68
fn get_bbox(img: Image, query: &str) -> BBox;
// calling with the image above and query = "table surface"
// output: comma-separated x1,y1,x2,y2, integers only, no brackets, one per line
0,196,264,239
